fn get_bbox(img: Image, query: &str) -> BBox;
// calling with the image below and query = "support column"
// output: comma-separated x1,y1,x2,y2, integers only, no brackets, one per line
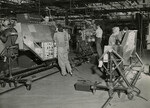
65,12,69,26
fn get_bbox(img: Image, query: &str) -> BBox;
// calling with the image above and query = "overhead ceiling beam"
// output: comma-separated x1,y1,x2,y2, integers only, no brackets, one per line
68,6,150,15
40,0,128,8
94,7,150,13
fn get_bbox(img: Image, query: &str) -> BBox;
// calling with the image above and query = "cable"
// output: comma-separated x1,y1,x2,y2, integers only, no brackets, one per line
71,65,86,80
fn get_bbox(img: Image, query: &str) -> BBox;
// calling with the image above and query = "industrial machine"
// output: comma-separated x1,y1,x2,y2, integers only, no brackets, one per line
75,30,147,108
72,28,95,66
0,14,58,91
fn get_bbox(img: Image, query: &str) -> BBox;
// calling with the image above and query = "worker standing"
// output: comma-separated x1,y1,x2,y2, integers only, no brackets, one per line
63,28,70,52
54,24,72,76
95,24,103,58
41,16,57,35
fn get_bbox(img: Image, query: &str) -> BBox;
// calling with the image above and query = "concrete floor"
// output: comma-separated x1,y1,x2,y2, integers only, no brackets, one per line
0,58,150,108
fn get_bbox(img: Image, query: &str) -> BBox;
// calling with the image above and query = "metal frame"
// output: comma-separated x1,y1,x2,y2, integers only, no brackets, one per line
0,44,58,90
0,26,58,91
90,49,147,108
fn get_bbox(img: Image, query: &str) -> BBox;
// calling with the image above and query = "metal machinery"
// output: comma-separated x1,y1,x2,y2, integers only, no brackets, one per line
75,30,147,108
0,14,58,91
72,27,95,66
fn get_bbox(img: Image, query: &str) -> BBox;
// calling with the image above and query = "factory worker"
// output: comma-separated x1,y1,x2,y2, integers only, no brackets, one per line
1,19,10,31
0,19,10,43
91,20,96,31
42,16,50,25
54,24,72,76
109,27,122,46
42,16,56,26
63,28,70,52
95,24,103,58
42,16,57,36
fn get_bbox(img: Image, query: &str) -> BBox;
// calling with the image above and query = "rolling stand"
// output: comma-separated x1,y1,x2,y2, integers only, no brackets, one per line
0,45,32,90
90,49,147,108
74,30,147,108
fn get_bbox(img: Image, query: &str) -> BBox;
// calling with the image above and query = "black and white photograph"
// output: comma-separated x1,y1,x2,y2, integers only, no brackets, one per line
0,0,150,108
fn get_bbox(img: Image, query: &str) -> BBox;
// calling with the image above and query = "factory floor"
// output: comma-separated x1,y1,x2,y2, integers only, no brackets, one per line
0,54,150,108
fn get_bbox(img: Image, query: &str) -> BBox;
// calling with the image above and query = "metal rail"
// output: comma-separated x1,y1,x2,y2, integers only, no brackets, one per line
0,64,59,95
0,60,59,90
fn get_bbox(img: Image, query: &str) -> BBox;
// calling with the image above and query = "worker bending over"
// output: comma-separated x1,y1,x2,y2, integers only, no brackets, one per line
109,27,122,46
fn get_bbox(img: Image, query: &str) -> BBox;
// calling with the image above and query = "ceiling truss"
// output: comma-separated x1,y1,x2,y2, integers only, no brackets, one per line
0,0,150,20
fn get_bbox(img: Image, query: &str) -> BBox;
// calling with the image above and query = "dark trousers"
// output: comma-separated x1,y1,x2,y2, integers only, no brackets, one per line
96,37,102,58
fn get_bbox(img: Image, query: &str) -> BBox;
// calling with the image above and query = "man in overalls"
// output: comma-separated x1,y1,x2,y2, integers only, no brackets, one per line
54,24,72,76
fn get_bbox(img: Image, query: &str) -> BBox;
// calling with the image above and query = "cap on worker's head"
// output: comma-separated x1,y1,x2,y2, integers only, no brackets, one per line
112,27,120,33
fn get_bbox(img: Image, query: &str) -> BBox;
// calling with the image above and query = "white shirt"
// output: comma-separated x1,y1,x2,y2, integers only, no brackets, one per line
96,27,103,38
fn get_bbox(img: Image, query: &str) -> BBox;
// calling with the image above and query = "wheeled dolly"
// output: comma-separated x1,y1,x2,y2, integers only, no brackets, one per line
90,50,147,108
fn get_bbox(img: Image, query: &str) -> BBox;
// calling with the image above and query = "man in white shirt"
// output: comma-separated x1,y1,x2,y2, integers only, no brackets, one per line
95,24,103,58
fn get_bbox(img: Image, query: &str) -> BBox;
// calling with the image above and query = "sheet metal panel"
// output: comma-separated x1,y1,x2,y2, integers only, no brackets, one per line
22,23,53,42
121,30,137,63
15,23,54,50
